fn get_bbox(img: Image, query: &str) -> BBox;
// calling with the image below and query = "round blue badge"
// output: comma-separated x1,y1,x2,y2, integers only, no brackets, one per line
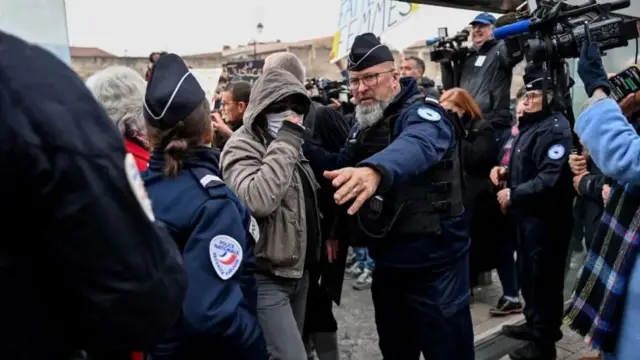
417,107,441,121
547,144,566,160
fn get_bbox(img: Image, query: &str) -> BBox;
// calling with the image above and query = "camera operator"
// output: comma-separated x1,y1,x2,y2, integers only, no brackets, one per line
442,13,523,140
494,65,574,360
564,39,640,360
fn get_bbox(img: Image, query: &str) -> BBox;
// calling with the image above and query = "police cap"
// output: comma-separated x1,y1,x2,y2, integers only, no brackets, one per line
524,65,551,91
347,33,394,72
143,53,205,129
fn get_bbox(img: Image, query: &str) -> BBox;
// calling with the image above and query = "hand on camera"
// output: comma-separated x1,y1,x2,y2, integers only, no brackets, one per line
569,153,589,176
578,41,610,97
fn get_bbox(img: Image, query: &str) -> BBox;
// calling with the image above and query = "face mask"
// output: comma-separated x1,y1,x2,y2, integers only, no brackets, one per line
265,111,303,138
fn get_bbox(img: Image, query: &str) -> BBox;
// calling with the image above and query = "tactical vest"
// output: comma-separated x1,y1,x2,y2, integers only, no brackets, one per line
350,99,464,238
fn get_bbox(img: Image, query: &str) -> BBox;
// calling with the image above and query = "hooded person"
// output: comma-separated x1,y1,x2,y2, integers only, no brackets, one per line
220,67,322,360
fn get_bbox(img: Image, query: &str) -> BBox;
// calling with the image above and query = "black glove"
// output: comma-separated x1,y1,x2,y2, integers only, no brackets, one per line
578,41,610,97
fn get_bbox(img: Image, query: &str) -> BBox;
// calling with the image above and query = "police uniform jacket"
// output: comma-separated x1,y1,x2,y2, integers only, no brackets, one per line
0,31,188,359
143,147,267,360
507,110,574,223
304,77,470,270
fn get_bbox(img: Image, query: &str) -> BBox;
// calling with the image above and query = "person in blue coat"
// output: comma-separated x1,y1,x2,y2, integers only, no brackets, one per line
304,33,474,360
494,67,574,360
141,54,268,360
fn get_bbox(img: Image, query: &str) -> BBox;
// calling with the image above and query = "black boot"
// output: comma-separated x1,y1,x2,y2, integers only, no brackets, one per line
509,341,556,360
502,324,534,341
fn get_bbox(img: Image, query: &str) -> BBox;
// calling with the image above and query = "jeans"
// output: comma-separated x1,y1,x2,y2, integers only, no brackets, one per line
495,223,519,299
354,247,375,270
255,271,310,360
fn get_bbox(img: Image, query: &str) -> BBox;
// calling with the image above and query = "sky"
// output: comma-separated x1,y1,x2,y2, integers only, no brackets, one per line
65,0,342,56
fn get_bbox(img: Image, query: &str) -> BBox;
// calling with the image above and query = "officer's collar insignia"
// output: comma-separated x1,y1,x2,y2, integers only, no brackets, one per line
418,107,441,122
210,235,243,280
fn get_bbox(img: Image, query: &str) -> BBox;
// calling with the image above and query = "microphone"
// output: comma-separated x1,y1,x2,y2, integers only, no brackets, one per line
493,19,532,40
426,37,440,46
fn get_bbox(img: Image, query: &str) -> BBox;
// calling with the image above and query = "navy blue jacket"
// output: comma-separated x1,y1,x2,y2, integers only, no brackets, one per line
507,111,574,218
143,147,267,360
0,31,188,358
304,77,469,269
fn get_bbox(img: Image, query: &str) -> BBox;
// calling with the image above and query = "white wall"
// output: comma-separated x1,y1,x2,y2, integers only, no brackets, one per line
0,0,71,64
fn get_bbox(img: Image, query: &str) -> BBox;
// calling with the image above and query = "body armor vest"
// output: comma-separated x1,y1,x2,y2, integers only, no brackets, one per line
350,100,464,238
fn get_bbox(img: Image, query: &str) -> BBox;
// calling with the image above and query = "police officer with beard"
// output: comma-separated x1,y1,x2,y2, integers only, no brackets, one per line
492,68,573,360
304,33,474,360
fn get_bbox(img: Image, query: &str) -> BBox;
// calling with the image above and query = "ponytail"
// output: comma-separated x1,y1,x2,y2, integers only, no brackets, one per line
146,99,212,176
163,136,189,176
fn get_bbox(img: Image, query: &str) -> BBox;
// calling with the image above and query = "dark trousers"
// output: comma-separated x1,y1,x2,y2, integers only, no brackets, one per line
371,257,475,360
516,220,571,344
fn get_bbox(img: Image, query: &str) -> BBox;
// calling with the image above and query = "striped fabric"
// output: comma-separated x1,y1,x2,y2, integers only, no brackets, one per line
564,185,640,353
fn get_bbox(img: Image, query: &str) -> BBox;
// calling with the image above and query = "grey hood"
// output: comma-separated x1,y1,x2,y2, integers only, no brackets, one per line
243,67,310,129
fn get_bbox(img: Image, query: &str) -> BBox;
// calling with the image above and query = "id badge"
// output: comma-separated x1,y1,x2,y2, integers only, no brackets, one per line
474,55,487,67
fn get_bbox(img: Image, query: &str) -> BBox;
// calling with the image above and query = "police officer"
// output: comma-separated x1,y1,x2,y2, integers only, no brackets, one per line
492,68,574,360
305,33,474,360
0,32,188,359
141,54,268,360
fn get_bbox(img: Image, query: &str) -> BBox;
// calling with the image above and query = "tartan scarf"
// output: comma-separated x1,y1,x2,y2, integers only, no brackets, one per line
564,185,640,353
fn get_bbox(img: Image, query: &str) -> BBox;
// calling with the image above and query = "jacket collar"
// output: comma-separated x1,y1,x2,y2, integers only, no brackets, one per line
148,146,222,176
383,76,422,116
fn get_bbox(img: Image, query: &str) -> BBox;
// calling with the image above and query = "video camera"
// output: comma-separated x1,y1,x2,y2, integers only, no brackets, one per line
428,27,471,64
305,77,352,106
494,0,639,64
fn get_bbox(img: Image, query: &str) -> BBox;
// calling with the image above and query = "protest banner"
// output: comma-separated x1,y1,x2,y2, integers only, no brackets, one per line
330,0,420,62
190,68,223,109
224,60,264,85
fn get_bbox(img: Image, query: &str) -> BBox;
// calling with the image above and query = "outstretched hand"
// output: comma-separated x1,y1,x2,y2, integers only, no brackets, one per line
324,167,381,215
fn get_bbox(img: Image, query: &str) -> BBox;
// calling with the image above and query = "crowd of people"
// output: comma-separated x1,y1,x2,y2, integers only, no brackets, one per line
1,9,639,360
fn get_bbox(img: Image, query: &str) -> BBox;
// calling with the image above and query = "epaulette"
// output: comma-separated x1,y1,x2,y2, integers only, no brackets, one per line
199,174,224,188
189,168,226,199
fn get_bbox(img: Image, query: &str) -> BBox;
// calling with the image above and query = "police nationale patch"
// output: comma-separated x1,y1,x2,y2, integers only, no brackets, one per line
124,153,155,222
249,216,260,243
417,107,441,121
547,144,566,160
210,235,243,280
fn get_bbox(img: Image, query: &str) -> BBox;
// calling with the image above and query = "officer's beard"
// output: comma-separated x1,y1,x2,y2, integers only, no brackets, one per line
355,99,392,129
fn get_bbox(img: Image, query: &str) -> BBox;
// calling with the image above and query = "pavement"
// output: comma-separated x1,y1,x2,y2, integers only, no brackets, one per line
332,251,594,360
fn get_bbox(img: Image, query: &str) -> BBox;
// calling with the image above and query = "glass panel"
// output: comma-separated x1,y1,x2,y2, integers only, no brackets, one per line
0,0,71,64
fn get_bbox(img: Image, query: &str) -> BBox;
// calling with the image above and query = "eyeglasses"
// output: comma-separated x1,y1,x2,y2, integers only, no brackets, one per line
348,69,394,89
522,91,543,102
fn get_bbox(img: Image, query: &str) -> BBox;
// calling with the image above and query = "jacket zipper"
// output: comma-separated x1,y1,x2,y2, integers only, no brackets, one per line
297,162,323,257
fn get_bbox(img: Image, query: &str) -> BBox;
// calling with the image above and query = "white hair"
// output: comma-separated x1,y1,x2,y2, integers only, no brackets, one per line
355,99,392,128
263,52,306,83
85,66,147,138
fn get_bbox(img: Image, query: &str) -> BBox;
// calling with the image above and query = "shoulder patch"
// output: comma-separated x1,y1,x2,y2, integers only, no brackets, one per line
200,174,223,187
124,153,155,221
248,216,260,243
209,235,243,280
417,107,441,122
547,144,566,160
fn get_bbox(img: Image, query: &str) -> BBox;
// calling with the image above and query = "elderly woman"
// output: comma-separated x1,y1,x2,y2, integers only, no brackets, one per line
221,67,321,360
86,66,150,170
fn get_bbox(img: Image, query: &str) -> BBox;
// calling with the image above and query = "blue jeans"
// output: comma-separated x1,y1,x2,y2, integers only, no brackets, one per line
354,247,375,271
496,231,519,299
603,254,640,360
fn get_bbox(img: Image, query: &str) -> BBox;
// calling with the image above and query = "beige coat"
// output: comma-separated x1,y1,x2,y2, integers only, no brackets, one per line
221,68,319,279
